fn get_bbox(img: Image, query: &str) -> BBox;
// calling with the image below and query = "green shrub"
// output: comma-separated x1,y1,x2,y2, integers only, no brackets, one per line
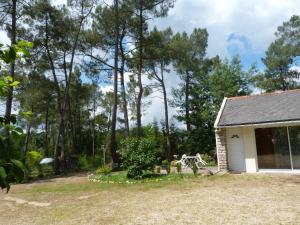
96,165,111,175
79,155,103,170
26,150,43,177
78,155,88,169
192,162,198,175
26,151,42,168
201,153,216,166
161,160,168,167
119,138,157,179
162,160,171,174
176,163,182,174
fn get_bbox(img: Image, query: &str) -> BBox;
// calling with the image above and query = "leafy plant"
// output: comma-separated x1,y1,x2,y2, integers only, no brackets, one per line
119,138,157,179
96,165,111,175
26,151,43,177
26,151,42,167
192,162,198,175
79,155,103,170
162,160,171,174
0,160,27,192
201,153,216,166
176,162,182,174
0,41,32,192
96,165,112,183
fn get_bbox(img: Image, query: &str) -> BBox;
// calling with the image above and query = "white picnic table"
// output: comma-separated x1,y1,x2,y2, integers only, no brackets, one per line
177,153,207,169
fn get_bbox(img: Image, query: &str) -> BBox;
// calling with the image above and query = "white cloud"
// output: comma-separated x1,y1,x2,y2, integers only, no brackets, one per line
152,0,300,59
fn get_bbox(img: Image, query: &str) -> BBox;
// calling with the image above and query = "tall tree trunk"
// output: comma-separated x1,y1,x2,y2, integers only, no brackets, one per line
67,93,77,155
92,95,96,156
185,71,191,132
24,123,31,155
44,14,65,173
5,0,17,121
119,31,130,138
54,6,87,171
44,106,49,157
78,106,82,151
161,64,171,161
136,0,144,138
109,0,120,167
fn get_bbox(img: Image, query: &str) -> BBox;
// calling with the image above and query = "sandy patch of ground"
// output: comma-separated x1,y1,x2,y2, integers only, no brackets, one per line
1,173,300,224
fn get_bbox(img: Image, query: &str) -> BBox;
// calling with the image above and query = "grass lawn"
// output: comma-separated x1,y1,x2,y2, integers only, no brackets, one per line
1,172,300,224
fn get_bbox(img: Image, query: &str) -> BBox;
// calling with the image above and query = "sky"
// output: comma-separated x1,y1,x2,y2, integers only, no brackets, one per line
2,0,300,124
152,0,300,69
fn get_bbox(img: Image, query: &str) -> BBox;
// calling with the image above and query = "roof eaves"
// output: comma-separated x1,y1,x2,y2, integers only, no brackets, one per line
214,97,227,128
217,119,300,128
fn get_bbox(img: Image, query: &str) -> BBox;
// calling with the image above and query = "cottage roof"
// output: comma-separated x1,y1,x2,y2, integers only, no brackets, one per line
215,89,300,127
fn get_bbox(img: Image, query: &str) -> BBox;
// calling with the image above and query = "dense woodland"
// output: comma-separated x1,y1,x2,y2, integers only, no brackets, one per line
1,0,300,180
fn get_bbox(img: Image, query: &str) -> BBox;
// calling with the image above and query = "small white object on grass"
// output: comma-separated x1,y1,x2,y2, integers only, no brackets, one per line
40,158,54,164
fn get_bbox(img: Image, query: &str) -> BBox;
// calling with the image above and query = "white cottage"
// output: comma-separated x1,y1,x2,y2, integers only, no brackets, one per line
214,89,300,173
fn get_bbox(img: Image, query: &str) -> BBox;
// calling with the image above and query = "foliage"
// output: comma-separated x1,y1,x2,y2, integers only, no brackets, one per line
192,162,198,175
253,15,300,92
201,153,216,166
176,163,182,174
26,150,42,168
0,41,31,192
78,155,103,170
119,138,157,179
96,165,112,175
88,170,198,184
161,159,171,174
26,150,43,177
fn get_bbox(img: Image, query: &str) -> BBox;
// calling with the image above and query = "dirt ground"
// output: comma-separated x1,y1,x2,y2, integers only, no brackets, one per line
1,173,300,225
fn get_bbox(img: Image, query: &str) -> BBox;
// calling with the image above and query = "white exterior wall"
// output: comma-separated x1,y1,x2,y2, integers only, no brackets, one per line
242,127,258,172
224,127,258,173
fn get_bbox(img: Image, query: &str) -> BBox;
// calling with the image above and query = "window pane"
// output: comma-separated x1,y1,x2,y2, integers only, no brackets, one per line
255,127,291,169
288,126,300,169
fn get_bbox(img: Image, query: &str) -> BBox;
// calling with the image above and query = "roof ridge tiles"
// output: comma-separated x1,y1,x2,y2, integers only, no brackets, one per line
227,88,300,100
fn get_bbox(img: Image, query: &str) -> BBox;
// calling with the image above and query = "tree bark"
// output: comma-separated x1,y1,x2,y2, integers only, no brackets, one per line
119,30,130,138
92,95,96,156
44,106,49,157
161,64,171,161
136,0,144,138
185,70,191,132
24,122,31,155
44,13,65,173
109,0,120,166
53,2,89,171
67,93,77,155
5,0,17,122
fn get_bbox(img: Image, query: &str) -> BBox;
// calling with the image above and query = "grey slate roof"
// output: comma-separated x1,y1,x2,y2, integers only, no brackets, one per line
216,89,300,127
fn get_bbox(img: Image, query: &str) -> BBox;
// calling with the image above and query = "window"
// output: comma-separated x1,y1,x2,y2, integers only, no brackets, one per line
255,127,291,169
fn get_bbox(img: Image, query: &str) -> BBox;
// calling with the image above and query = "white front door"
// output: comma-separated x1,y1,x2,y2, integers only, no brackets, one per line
226,128,246,172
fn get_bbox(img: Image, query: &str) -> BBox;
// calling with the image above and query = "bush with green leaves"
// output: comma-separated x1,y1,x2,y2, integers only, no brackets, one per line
192,162,198,175
26,150,43,177
96,165,111,175
201,153,216,166
79,155,103,170
176,162,182,174
0,41,32,192
119,138,157,179
162,160,171,174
